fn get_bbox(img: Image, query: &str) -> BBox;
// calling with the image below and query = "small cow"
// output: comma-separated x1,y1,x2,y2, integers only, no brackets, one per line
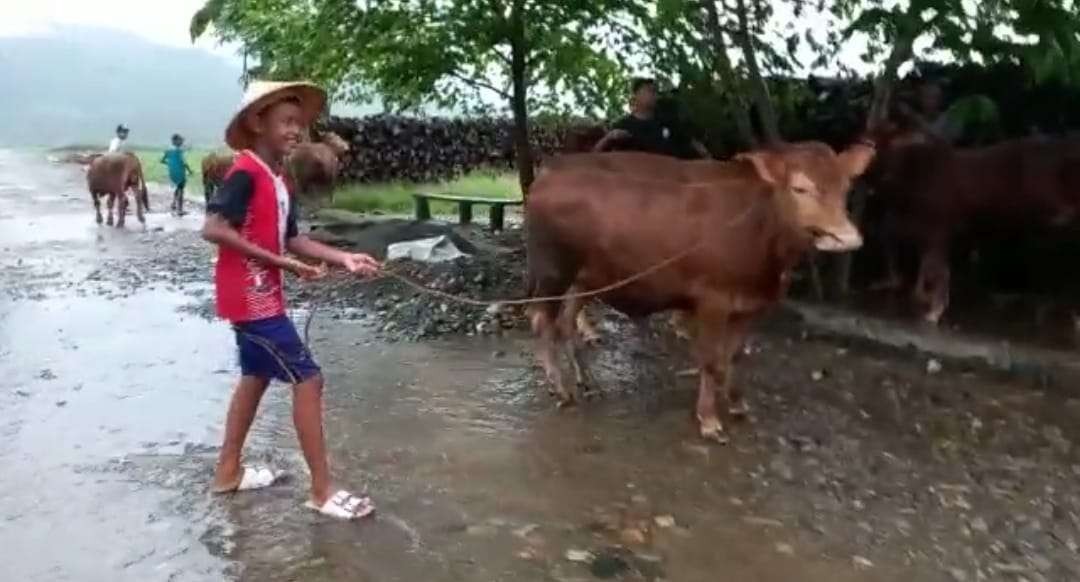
86,152,149,228
526,141,874,442
201,151,236,206
286,131,350,199
866,128,1080,323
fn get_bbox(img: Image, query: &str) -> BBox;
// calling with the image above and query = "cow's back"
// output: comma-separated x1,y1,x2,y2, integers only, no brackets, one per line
87,153,132,194
543,152,739,183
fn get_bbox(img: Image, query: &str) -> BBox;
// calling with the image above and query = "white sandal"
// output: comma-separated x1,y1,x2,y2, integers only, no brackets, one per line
233,465,280,491
305,490,376,520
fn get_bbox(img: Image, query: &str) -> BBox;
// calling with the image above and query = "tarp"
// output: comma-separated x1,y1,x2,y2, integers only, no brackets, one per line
386,235,469,263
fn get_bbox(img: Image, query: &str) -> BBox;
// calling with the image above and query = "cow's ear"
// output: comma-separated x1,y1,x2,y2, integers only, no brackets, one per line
838,143,876,178
735,151,786,186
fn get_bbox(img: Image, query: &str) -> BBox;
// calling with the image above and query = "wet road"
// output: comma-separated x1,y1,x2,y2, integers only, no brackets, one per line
2,150,1080,581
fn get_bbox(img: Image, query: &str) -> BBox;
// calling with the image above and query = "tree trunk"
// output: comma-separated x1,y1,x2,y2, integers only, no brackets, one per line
733,0,780,144
509,0,534,196
832,31,916,298
701,0,757,148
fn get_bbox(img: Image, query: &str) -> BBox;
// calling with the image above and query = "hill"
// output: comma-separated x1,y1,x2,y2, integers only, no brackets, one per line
0,26,242,148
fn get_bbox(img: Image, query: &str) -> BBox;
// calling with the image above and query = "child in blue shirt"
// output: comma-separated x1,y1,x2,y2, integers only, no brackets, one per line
162,134,194,215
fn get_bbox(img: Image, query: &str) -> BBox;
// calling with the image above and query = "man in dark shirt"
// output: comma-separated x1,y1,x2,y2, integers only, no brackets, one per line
593,78,710,159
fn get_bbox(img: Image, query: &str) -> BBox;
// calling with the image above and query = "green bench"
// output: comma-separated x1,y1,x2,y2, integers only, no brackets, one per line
412,192,523,231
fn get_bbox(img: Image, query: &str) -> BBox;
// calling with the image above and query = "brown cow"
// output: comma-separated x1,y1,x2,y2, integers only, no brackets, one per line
286,131,350,199
86,152,149,228
866,129,1080,323
526,141,874,442
541,152,748,342
201,151,235,206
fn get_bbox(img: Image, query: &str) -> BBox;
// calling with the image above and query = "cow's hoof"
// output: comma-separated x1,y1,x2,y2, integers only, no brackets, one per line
106,218,114,227
698,417,729,444
555,395,578,409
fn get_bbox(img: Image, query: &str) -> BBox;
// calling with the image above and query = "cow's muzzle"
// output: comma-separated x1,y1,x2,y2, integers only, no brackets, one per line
811,224,863,252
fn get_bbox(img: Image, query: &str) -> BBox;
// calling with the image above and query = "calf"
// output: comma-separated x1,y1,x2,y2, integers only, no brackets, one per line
86,152,149,228
526,141,874,442
201,151,235,206
286,131,350,199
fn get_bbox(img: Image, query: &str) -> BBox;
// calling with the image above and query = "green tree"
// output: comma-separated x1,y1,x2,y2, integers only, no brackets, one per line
192,0,632,194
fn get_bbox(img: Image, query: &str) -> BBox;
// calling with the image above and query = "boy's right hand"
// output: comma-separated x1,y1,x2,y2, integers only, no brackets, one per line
281,257,326,281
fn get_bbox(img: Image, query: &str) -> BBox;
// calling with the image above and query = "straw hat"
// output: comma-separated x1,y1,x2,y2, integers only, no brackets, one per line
225,81,326,151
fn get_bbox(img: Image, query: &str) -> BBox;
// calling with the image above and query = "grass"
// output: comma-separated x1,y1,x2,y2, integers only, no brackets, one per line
133,147,220,196
331,170,521,214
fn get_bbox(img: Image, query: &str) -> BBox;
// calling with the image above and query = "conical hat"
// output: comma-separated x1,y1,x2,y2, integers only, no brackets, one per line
225,81,326,151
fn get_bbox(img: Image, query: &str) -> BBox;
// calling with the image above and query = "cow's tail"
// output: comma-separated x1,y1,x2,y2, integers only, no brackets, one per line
139,169,150,212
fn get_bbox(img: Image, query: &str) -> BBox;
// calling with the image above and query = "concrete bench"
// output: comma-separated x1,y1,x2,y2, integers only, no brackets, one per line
412,192,523,231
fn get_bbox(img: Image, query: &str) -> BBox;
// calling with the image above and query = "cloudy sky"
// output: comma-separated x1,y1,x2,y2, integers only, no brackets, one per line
0,0,238,59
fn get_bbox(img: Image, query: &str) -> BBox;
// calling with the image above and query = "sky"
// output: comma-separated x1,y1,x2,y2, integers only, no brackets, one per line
0,0,240,61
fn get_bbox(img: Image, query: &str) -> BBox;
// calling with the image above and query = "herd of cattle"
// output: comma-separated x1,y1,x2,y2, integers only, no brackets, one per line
84,130,351,227
81,117,1080,442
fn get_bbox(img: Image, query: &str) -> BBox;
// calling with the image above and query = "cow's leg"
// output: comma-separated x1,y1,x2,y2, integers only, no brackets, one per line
692,312,729,443
106,193,116,226
574,304,602,344
914,242,950,324
92,193,103,225
720,317,752,419
116,193,128,228
560,294,600,398
135,188,146,225
529,303,575,407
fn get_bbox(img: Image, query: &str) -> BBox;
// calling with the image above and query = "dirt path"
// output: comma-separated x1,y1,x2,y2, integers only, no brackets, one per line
2,150,1079,581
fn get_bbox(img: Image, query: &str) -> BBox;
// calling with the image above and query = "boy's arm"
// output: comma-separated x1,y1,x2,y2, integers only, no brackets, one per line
284,198,380,275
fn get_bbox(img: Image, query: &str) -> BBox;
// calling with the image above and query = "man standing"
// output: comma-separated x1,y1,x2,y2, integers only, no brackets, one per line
593,78,710,159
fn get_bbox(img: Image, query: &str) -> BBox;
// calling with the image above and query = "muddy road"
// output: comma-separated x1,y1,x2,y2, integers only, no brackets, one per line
2,149,1080,582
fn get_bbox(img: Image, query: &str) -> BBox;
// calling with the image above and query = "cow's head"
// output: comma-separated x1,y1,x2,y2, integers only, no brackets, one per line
736,141,874,252
320,131,350,156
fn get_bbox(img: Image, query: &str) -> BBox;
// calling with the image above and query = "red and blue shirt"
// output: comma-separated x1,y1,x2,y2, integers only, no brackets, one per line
207,150,300,323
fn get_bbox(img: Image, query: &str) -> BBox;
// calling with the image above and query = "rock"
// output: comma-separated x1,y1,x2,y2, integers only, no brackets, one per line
770,458,795,482
466,524,497,537
775,542,795,556
970,517,989,534
741,516,783,528
927,359,943,374
55,400,67,407
811,370,826,382
948,567,969,582
653,515,676,529
619,527,647,545
852,556,874,569
1028,553,1052,572
590,552,630,579
565,549,593,563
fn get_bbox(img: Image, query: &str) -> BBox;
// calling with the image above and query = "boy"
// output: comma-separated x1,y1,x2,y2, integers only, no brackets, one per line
202,81,381,520
162,134,194,215
109,124,129,153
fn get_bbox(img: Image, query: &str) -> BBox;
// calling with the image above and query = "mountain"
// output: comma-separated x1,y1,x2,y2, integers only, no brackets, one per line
0,26,243,148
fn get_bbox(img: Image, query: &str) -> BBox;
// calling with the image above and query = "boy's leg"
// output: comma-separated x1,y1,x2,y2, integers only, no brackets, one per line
212,375,271,492
177,182,186,215
292,374,332,505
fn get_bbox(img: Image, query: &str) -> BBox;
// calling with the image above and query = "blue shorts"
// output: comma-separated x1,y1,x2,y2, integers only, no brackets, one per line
232,315,321,384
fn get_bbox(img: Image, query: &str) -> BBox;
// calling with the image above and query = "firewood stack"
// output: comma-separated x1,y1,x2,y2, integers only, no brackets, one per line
319,115,604,183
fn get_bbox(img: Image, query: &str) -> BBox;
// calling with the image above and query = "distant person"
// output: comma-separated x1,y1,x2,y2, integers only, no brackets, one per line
896,80,961,144
161,134,194,215
108,124,130,153
592,78,710,159
202,80,381,520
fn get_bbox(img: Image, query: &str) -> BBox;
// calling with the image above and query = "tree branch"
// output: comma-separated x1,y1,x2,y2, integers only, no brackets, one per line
448,70,511,99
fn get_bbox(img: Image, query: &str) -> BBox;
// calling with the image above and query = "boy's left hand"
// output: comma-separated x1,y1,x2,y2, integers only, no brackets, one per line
342,253,381,277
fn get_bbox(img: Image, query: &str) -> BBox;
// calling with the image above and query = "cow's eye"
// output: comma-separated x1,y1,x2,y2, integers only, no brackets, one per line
792,185,814,197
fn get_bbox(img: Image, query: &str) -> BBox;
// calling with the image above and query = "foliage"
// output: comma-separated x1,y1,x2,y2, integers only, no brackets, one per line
192,0,630,117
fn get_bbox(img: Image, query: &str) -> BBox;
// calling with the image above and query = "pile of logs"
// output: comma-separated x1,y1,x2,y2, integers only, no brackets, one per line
320,114,602,183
